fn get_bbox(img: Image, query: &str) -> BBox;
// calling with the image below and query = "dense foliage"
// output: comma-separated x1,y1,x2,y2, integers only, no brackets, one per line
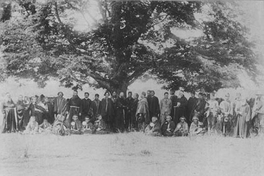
0,0,260,93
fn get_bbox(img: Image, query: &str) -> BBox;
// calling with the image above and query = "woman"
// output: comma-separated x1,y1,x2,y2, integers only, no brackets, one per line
22,96,31,128
2,94,18,133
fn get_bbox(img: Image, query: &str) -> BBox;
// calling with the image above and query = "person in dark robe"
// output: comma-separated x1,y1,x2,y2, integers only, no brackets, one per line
174,87,187,125
148,90,160,119
115,92,127,132
33,95,48,125
53,92,67,118
92,94,101,120
125,91,134,131
131,93,139,131
44,97,54,124
1,93,17,133
170,89,178,119
192,93,206,122
147,90,152,105
66,90,82,127
99,92,114,132
161,115,176,137
81,92,93,122
186,91,197,126
136,92,149,131
111,91,118,125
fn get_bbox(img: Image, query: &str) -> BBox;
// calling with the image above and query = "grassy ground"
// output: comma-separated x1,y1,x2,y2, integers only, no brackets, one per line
0,132,264,176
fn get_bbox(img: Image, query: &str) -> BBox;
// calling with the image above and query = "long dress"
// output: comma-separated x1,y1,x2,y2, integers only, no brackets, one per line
148,96,160,119
2,100,17,133
174,95,187,124
115,97,127,132
186,97,198,124
233,103,250,138
99,97,114,131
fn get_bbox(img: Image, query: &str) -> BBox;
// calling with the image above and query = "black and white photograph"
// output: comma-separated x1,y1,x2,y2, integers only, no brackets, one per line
0,0,264,175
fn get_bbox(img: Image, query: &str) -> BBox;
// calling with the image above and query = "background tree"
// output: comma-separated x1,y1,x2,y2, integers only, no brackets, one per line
0,0,260,93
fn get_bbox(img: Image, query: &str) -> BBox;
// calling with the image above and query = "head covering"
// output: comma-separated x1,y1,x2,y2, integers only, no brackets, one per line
180,116,186,121
192,116,199,121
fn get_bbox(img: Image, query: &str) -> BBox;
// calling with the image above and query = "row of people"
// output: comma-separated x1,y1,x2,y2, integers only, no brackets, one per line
2,88,264,138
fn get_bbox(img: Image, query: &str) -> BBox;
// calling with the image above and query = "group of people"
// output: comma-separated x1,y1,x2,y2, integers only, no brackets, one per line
1,87,264,138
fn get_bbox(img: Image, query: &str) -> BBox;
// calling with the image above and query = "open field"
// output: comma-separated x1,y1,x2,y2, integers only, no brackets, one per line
0,132,264,176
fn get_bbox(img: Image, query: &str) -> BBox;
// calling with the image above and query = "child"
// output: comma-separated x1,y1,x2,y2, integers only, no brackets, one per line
189,116,205,136
70,115,82,135
145,116,161,136
23,116,39,135
174,116,189,136
94,115,108,134
52,114,70,136
161,115,176,136
82,116,96,134
39,119,52,134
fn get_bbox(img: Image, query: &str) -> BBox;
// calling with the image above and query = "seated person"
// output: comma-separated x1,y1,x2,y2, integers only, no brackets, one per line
94,115,108,134
161,115,176,137
52,114,70,136
23,116,39,135
70,115,82,135
145,116,161,136
82,116,96,134
39,119,52,134
174,116,189,136
189,116,205,136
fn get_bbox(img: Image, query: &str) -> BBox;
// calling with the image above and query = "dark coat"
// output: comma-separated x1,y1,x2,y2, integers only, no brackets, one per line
99,98,114,122
174,95,187,123
161,121,176,136
148,96,160,118
170,95,178,117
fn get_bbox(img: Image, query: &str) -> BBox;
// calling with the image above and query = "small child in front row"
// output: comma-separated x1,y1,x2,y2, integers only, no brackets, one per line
70,115,82,135
39,119,52,134
82,116,96,134
94,115,108,134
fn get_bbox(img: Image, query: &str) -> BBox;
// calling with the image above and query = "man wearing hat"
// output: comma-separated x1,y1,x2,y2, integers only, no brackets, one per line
53,91,67,118
174,116,188,136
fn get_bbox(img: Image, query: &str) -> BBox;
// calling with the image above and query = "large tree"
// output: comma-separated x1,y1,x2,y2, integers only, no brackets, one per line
0,0,260,93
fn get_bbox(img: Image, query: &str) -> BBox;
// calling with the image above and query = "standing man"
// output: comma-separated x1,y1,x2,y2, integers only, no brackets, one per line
186,91,197,125
131,93,139,130
251,92,264,135
53,92,67,119
170,89,178,120
174,87,187,124
219,93,233,135
136,92,149,131
160,92,172,125
115,92,127,132
125,91,134,131
192,92,206,123
66,90,82,127
92,94,101,119
99,92,114,132
81,92,93,122
149,90,160,119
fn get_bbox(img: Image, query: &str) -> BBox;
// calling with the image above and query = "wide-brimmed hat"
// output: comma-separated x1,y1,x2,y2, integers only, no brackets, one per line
180,116,186,120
